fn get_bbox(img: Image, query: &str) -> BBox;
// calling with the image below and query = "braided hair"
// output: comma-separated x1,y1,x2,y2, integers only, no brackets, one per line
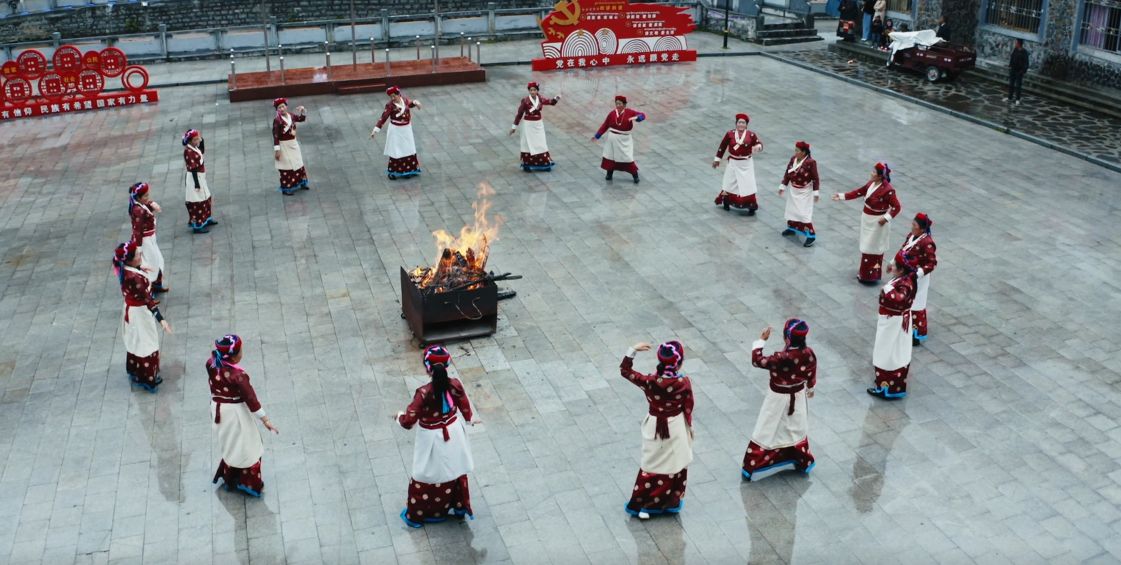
211,334,242,370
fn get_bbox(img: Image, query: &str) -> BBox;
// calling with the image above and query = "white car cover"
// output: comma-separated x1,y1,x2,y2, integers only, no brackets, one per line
886,29,944,66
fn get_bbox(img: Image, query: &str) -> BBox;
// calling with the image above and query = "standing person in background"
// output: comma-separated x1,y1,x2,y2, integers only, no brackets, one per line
1005,39,1029,105
861,0,876,41
510,81,561,172
272,97,310,195
935,15,951,41
874,0,886,24
182,129,217,234
593,95,646,184
620,341,694,519
712,113,763,215
371,86,424,180
209,334,279,497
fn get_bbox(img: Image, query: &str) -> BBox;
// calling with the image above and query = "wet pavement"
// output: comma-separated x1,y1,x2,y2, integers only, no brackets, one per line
775,47,1121,166
2,34,1121,565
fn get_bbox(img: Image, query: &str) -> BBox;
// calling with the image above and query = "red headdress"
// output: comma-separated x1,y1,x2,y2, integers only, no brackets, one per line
386,86,401,96
783,318,809,347
273,97,288,108
656,340,685,373
212,334,243,368
735,113,749,123
914,212,933,232
423,344,451,373
614,95,627,104
894,250,917,272
527,81,540,90
874,162,892,182
182,129,200,146
795,140,810,151
111,240,137,284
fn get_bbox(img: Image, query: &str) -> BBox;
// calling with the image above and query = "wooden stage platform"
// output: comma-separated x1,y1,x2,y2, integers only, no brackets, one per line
227,57,485,102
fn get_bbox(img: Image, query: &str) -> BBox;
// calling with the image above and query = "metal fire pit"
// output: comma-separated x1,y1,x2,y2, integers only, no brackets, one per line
400,267,498,344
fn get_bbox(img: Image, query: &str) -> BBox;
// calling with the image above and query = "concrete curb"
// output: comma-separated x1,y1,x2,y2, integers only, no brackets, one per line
760,52,1121,175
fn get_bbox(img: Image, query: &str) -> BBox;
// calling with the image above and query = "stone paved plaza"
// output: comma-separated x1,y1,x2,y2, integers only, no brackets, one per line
2,50,1121,565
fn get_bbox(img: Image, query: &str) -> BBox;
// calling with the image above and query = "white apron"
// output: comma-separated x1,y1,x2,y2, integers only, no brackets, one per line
139,236,164,284
721,157,757,197
121,266,160,357
750,389,809,449
602,130,635,163
784,158,816,223
211,399,264,469
873,279,913,371
384,122,418,159
276,139,304,171
640,413,693,475
412,416,474,484
858,183,891,254
183,146,211,203
519,120,549,155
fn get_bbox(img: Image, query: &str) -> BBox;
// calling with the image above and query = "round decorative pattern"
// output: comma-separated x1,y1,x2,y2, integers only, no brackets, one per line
653,36,684,52
560,29,598,57
121,66,150,92
38,72,66,99
1,60,20,81
52,45,83,75
99,47,128,78
60,72,79,93
3,77,32,103
82,50,102,71
77,69,105,96
620,39,651,53
17,50,48,80
595,28,618,55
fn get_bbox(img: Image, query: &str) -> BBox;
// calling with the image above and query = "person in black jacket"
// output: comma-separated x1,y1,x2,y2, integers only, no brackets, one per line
838,0,861,41
935,16,951,41
1006,39,1030,104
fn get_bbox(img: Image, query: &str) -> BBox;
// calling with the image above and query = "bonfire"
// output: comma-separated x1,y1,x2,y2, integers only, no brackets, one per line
409,183,503,293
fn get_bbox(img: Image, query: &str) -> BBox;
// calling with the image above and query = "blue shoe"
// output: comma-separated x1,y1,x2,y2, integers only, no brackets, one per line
279,187,295,195
236,484,262,497
129,374,161,393
400,509,423,528
803,237,816,247
801,462,816,475
741,468,753,481
866,386,906,399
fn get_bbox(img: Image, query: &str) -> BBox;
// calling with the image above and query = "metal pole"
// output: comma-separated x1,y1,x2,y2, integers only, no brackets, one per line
371,37,376,63
460,32,465,57
350,0,357,67
229,54,236,90
431,45,436,72
434,0,440,62
466,37,472,61
261,0,271,72
723,0,730,49
278,43,283,57
475,41,480,64
385,48,390,76
415,35,420,59
280,56,285,83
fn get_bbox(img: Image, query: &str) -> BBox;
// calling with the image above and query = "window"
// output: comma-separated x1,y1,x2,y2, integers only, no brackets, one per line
887,0,912,14
1080,0,1121,53
984,0,1045,33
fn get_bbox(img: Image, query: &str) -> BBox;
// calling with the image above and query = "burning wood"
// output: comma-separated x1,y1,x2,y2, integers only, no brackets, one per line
410,183,502,294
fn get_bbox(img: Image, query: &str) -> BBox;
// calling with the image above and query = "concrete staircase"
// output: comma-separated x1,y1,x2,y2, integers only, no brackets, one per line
751,19,824,46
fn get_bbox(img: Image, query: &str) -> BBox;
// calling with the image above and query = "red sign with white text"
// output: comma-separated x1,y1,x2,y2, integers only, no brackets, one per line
532,0,697,71
0,45,159,121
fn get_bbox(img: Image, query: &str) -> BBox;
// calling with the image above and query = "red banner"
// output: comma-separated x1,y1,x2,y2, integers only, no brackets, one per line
532,0,697,72
0,45,159,121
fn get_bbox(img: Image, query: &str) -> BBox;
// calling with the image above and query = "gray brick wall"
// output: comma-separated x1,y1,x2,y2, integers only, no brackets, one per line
2,0,548,42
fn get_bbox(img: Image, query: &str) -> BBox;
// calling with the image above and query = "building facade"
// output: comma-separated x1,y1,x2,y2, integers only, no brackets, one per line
880,0,1121,89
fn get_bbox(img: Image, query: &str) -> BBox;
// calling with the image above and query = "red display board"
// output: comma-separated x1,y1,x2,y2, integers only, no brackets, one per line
0,45,159,121
532,0,697,71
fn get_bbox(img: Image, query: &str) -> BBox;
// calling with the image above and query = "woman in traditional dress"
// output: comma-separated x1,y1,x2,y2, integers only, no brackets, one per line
899,213,937,345
867,251,918,399
112,241,172,392
396,345,478,527
128,182,167,293
742,319,816,481
182,128,217,233
778,140,821,247
272,97,309,195
712,113,763,215
509,81,561,172
832,162,902,284
621,341,694,519
593,95,646,184
208,334,278,497
371,86,423,180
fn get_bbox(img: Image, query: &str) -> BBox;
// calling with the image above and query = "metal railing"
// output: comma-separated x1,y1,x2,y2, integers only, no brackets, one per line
886,0,911,14
983,0,1044,33
1079,0,1121,53
2,2,705,63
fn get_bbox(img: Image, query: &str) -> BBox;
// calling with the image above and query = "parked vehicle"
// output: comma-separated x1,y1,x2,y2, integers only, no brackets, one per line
887,30,976,82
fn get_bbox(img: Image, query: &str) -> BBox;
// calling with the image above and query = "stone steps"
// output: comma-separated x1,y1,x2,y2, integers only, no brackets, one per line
750,17,823,46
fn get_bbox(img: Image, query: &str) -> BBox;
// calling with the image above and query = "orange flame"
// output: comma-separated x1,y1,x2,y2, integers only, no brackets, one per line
410,183,503,291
